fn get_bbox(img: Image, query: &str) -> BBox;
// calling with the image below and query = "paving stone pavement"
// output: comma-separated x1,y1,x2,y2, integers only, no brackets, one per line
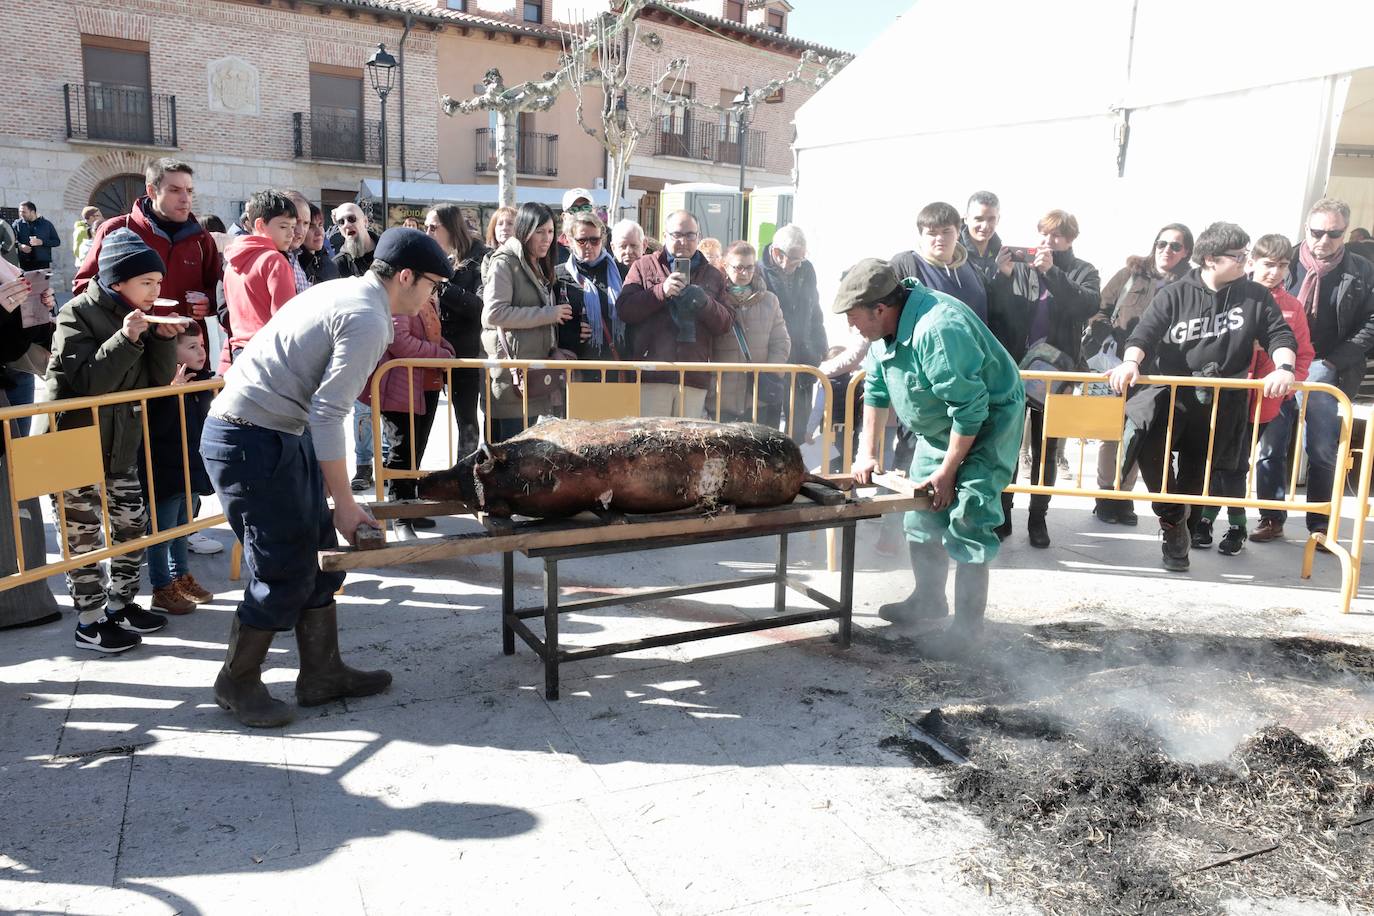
3,436,1372,915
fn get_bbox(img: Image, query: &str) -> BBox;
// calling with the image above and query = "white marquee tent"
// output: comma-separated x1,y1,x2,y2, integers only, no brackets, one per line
793,0,1374,321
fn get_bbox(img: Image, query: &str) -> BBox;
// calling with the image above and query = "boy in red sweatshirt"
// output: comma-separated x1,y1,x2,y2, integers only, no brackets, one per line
218,189,298,374
1247,234,1315,545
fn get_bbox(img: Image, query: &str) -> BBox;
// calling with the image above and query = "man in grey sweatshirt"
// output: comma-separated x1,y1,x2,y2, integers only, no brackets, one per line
202,227,453,728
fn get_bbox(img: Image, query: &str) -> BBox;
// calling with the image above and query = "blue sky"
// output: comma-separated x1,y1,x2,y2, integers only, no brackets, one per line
786,0,913,54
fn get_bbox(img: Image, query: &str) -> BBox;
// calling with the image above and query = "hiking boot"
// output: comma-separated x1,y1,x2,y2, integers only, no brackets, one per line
295,602,392,707
108,603,168,634
1160,521,1190,572
1093,499,1120,524
350,465,373,492
1027,511,1051,549
74,617,140,654
1191,519,1213,549
1250,518,1284,543
215,617,293,728
175,574,214,603
1218,526,1246,556
151,583,195,615
1117,503,1139,526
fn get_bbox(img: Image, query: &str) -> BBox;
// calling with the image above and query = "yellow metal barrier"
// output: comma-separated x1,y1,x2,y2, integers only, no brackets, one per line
0,379,227,591
842,368,1360,613
1344,411,1374,610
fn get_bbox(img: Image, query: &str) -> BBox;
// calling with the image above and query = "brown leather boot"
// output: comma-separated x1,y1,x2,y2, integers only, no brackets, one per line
214,618,294,728
295,602,392,707
1250,518,1285,542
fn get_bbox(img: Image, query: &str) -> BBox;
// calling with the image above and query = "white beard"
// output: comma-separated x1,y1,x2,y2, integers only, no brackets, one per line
341,232,368,259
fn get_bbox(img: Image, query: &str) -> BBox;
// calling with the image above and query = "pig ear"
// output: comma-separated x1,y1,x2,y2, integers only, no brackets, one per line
476,442,494,466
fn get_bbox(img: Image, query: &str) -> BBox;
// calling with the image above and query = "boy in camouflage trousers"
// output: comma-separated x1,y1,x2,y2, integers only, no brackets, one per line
47,228,181,653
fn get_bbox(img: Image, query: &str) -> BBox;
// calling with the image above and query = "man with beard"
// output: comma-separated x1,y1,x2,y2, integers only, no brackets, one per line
331,202,379,278
1275,198,1374,543
889,201,990,324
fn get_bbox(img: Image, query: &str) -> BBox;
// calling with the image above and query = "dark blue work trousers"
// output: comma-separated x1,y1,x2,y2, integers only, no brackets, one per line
200,417,344,630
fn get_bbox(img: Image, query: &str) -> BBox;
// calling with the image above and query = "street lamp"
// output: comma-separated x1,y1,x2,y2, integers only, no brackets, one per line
613,94,628,133
365,43,398,231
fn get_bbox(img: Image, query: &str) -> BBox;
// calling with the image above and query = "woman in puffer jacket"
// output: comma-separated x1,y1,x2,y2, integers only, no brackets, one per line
710,241,791,425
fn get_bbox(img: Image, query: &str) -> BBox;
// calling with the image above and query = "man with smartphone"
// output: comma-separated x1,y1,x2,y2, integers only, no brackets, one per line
619,209,731,418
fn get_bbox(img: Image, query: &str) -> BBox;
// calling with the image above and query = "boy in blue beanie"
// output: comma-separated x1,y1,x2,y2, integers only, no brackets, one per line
46,228,183,653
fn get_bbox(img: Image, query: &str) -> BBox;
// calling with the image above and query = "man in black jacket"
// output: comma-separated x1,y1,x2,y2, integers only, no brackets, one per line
989,209,1100,548
1273,198,1374,541
960,190,1004,284
761,224,827,442
12,201,61,271
1109,222,1297,573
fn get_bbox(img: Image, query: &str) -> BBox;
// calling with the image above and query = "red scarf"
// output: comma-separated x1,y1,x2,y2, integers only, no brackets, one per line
1297,241,1342,318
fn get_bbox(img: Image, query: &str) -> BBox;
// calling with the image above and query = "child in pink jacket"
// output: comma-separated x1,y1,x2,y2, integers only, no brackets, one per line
218,190,298,373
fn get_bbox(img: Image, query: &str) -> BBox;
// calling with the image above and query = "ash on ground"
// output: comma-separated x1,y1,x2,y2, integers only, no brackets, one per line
880,622,1374,914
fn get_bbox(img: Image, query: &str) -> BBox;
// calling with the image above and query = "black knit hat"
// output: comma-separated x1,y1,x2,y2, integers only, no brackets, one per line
373,227,453,281
98,228,166,288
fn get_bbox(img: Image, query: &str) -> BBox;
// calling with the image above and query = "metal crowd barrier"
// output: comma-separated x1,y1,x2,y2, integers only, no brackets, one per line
0,379,227,591
0,363,1365,616
841,368,1361,614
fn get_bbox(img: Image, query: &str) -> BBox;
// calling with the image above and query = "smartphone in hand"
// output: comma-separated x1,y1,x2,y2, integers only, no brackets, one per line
672,256,692,286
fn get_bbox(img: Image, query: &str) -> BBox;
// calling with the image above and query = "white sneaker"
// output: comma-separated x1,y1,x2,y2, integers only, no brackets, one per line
188,532,224,555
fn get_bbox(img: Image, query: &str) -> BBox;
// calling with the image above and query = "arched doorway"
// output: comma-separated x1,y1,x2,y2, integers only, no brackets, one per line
90,174,145,218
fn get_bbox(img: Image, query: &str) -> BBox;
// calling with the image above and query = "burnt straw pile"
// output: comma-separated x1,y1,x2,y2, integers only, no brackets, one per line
881,623,1374,914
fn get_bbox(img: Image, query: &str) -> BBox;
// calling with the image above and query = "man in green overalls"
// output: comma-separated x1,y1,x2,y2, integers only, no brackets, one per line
841,259,1025,645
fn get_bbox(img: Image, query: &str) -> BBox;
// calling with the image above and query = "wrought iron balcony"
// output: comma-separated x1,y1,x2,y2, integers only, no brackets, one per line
654,124,765,169
64,83,177,147
475,128,559,177
293,110,382,164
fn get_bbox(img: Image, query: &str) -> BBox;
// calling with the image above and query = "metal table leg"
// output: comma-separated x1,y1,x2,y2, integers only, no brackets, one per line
774,533,789,614
838,522,855,647
501,551,515,655
543,555,560,700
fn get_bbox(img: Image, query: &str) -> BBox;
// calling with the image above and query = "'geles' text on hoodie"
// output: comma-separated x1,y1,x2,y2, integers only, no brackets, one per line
1126,269,1296,378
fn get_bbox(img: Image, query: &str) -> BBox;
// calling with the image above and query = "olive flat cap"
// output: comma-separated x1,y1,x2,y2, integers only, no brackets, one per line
832,258,901,314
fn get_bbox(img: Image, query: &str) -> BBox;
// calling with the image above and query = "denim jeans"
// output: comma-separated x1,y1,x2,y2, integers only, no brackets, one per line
3,368,35,437
1303,361,1343,532
1255,399,1295,523
146,494,198,588
200,418,344,630
353,400,376,469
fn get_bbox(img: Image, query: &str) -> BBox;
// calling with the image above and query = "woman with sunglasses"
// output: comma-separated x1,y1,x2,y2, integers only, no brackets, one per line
1089,222,1193,524
481,202,575,441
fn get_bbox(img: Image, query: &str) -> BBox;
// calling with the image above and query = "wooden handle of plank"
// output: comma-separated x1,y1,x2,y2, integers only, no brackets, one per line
355,524,387,551
870,471,932,499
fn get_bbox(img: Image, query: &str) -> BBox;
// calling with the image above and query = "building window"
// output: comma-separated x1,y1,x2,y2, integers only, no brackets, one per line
81,41,153,144
446,0,465,9
724,1,745,23
523,1,542,23
309,69,365,162
766,10,786,33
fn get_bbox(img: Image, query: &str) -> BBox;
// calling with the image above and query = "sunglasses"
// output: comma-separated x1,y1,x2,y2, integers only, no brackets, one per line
335,214,358,226
1218,250,1249,262
1154,240,1185,253
1309,227,1345,240
572,236,602,247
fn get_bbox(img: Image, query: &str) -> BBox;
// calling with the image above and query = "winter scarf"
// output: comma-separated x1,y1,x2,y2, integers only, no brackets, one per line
566,248,624,353
1297,241,1342,318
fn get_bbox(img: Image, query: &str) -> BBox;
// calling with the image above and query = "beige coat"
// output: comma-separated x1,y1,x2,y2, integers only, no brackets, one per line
481,237,562,419
710,273,791,417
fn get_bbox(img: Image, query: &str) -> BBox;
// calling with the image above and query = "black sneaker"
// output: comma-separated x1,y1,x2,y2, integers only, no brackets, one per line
1161,522,1190,572
351,465,373,493
74,617,141,654
1218,526,1246,556
1191,519,1213,549
108,603,168,634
